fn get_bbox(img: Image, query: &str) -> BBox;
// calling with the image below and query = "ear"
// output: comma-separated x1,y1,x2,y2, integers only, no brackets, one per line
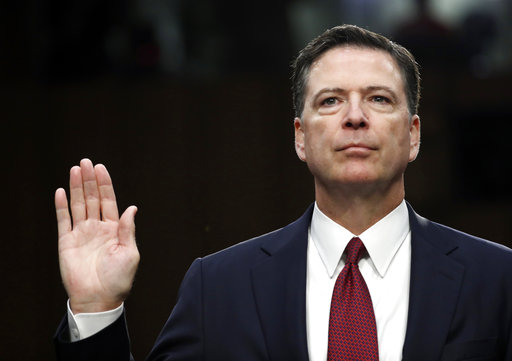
294,117,307,162
408,114,421,162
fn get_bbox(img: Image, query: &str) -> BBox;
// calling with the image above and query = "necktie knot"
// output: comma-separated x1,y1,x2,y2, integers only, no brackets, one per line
345,237,366,265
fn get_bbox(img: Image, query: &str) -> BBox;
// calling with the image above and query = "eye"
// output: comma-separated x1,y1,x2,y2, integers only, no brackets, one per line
321,97,338,106
370,95,391,104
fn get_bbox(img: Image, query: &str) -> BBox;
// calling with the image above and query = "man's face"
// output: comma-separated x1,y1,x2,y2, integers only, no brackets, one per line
294,46,420,195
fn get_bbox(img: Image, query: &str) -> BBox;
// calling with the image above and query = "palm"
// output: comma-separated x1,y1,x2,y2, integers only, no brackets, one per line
59,219,132,304
55,159,139,313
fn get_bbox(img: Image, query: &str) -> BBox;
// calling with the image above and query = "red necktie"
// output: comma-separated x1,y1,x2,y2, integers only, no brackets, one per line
327,237,379,360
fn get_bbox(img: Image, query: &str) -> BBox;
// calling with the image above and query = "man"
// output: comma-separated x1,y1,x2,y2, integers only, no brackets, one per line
54,25,512,360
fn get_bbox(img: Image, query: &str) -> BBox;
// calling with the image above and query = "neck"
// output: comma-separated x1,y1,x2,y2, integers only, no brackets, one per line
314,181,405,235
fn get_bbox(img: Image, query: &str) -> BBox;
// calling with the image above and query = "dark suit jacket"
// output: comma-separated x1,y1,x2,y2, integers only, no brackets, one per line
55,203,512,360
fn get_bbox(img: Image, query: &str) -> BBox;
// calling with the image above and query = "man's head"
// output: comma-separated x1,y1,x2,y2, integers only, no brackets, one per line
291,24,420,118
292,25,421,212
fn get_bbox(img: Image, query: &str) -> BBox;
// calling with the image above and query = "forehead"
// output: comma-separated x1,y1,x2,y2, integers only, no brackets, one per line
306,46,406,97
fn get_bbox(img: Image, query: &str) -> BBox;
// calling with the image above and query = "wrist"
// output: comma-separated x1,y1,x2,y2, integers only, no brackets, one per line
69,298,123,314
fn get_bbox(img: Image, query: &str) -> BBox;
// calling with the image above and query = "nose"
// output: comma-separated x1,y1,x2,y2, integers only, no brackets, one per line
342,99,368,130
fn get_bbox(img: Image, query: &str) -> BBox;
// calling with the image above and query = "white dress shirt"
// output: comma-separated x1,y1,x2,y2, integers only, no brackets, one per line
67,300,123,341
69,201,411,361
307,200,411,361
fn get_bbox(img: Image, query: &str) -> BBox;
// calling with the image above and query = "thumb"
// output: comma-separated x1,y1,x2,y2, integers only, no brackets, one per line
119,205,137,247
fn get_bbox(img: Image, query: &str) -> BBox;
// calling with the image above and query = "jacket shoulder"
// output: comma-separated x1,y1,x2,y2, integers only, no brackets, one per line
200,205,313,270
409,205,512,268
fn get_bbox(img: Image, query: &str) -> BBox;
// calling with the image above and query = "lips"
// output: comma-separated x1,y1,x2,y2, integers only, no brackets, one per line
338,143,376,151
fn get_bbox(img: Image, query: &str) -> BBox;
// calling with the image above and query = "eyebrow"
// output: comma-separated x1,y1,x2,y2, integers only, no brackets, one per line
311,87,344,105
366,86,398,101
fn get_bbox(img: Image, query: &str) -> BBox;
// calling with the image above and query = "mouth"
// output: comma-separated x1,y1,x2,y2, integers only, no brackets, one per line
338,143,376,151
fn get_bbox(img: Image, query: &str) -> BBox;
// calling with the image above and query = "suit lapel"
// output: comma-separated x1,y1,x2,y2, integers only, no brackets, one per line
402,204,465,360
251,206,312,361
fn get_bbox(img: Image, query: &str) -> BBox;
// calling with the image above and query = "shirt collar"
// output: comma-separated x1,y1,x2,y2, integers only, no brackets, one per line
310,200,410,278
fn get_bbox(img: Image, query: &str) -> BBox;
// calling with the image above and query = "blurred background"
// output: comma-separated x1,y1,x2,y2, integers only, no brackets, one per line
1,0,511,359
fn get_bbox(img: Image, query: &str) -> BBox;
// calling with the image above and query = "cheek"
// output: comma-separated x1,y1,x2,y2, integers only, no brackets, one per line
382,124,412,162
305,129,333,159
304,121,329,150
388,120,411,145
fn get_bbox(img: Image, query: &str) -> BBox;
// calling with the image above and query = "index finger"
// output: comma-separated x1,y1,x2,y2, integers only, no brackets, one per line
95,164,119,221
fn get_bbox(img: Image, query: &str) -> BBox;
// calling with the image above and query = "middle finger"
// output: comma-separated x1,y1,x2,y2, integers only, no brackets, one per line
80,158,101,220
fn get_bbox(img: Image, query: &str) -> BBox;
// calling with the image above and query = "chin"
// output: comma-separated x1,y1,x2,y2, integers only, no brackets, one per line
334,167,378,184
325,173,380,189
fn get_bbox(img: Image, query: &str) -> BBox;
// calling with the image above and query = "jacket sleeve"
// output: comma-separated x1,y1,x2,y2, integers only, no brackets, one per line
54,310,133,361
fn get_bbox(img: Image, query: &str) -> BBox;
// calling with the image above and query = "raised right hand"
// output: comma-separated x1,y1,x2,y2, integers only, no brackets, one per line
55,159,140,314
